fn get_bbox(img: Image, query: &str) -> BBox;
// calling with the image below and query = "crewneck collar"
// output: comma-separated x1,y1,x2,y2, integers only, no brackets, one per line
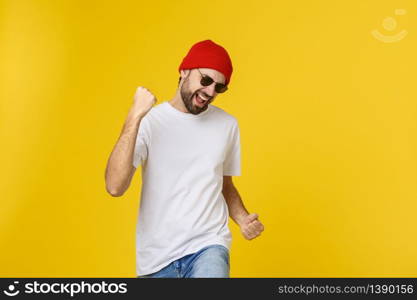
164,101,211,119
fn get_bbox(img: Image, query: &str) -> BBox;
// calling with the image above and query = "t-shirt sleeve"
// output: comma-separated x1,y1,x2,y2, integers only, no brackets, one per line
223,120,241,176
133,116,150,168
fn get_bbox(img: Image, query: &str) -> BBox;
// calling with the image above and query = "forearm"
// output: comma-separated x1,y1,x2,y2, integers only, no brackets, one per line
105,112,144,196
223,184,249,227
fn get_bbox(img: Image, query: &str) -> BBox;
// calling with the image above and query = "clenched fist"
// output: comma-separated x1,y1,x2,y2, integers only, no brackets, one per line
240,213,264,240
130,86,157,118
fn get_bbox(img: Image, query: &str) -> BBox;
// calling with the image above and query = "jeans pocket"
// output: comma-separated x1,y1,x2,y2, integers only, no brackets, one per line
213,245,230,267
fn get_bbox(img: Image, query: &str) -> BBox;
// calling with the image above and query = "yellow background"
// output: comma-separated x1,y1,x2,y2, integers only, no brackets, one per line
1,0,416,277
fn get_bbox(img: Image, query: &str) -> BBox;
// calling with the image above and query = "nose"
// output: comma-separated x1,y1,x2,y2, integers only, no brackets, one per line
202,83,216,98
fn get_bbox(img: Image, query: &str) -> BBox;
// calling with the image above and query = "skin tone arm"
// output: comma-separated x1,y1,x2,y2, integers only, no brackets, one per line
105,87,156,197
222,176,265,240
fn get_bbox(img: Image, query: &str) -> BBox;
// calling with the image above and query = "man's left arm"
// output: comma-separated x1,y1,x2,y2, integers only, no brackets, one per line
222,176,264,240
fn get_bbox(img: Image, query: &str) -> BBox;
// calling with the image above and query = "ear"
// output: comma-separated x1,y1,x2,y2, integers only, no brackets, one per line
180,69,190,78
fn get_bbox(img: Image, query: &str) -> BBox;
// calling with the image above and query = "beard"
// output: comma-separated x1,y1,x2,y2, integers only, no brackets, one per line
180,79,211,115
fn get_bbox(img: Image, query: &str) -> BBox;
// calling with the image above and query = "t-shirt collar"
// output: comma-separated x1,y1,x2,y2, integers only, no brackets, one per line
164,101,211,119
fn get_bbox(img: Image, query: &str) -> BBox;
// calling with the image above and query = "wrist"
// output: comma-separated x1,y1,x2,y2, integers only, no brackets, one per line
235,212,249,227
126,110,146,123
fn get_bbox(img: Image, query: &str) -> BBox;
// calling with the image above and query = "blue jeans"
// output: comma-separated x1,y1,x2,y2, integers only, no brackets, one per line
137,244,230,278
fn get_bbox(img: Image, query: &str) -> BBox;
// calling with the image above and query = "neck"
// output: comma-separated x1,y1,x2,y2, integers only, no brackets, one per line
169,89,189,113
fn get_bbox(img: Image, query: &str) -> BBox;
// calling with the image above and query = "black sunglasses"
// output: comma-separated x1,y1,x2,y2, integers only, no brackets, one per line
196,69,228,93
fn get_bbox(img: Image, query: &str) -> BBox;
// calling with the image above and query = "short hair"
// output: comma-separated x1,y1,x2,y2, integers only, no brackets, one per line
178,76,181,87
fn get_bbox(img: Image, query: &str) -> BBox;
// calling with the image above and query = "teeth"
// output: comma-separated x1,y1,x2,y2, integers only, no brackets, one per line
198,93,208,101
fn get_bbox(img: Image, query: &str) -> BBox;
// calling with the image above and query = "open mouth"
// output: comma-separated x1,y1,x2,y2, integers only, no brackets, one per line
194,92,209,106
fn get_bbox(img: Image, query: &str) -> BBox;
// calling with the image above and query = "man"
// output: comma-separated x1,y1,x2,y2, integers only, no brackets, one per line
105,40,264,278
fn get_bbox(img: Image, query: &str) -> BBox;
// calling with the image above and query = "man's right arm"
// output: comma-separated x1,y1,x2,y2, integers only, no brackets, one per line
104,87,156,197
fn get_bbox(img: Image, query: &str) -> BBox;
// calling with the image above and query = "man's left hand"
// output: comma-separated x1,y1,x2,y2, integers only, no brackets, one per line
240,213,264,240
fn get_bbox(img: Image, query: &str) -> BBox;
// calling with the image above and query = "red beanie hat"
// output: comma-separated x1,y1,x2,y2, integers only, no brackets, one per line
178,39,233,85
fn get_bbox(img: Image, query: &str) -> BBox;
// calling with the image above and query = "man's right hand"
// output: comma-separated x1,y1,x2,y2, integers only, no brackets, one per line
105,86,156,197
130,86,157,118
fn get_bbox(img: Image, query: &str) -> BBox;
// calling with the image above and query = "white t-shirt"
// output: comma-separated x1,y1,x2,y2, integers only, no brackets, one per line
133,101,241,276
